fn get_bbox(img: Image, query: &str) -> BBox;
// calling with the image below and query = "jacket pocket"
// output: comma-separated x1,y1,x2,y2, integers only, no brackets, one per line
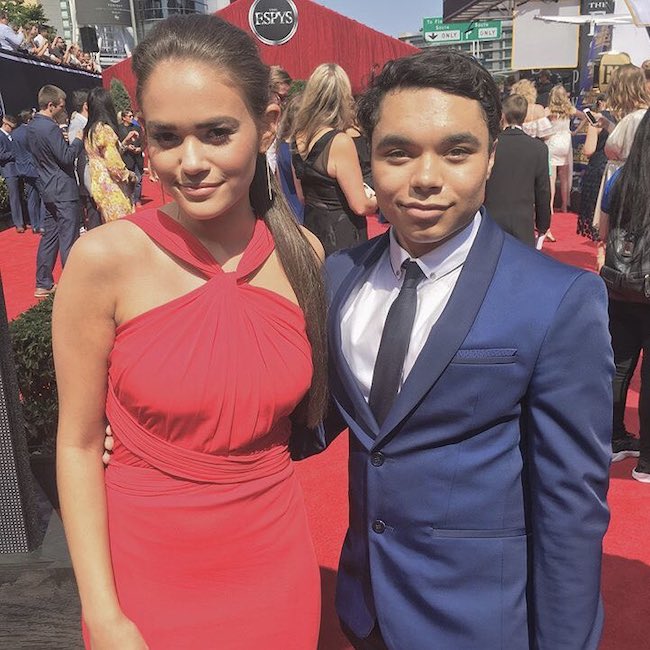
451,348,518,364
430,526,527,538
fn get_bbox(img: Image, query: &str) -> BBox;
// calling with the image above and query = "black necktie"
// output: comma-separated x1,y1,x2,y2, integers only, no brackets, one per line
369,260,425,426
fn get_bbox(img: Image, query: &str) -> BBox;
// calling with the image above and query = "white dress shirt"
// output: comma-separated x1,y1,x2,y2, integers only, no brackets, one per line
341,213,481,401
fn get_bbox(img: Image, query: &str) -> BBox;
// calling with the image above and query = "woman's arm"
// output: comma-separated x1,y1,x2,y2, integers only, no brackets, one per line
327,132,377,216
97,124,135,185
596,211,609,272
54,231,147,648
291,161,304,204
583,124,601,158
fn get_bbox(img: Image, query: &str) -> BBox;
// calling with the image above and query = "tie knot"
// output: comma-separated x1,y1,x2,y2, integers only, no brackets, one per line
402,260,425,287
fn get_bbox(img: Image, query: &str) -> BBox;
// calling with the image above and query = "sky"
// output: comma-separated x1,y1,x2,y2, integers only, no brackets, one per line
314,0,444,37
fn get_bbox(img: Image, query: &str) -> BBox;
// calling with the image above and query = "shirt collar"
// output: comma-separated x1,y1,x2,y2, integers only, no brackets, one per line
505,125,523,131
389,212,481,281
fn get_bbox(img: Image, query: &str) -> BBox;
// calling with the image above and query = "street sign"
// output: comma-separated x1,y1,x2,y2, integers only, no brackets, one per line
423,17,502,44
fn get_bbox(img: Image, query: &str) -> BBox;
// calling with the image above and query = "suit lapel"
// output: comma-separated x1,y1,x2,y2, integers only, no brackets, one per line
375,215,505,446
329,233,389,440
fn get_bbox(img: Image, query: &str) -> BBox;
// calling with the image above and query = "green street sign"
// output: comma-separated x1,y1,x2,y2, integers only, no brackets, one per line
423,17,502,44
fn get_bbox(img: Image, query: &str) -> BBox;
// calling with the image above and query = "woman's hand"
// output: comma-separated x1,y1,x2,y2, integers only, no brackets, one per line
103,424,113,466
88,613,149,649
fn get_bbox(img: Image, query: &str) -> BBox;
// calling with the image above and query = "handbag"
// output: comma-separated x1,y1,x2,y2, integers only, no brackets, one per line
600,227,650,301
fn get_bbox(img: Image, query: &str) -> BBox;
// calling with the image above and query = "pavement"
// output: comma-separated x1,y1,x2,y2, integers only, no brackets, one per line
0,483,83,649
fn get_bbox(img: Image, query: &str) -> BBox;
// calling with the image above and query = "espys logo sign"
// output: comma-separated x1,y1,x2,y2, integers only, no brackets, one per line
248,0,298,46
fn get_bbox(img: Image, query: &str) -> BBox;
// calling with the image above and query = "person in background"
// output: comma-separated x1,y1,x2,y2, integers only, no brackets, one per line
598,109,650,480
577,94,611,241
0,114,26,232
535,69,554,107
84,87,136,222
33,25,50,60
484,94,551,246
13,109,45,233
48,35,65,63
266,65,292,174
68,90,101,231
592,64,649,233
276,93,304,223
0,11,23,51
292,63,376,255
642,59,650,94
510,79,551,138
545,84,582,240
117,108,144,207
27,84,84,298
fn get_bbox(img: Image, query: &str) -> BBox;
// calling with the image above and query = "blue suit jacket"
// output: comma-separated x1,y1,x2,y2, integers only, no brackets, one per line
11,124,39,179
0,130,17,178
292,214,613,650
26,113,82,202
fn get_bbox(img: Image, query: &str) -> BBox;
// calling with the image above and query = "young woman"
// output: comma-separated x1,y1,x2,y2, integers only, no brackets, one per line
292,63,377,256
598,109,650,482
54,14,327,649
84,87,137,222
546,85,578,217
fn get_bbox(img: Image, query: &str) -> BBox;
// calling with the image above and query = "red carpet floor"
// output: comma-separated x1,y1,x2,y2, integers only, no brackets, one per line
0,180,647,649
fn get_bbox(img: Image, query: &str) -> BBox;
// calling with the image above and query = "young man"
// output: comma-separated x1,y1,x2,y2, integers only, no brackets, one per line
117,108,144,207
27,85,83,297
292,49,613,649
12,110,45,233
484,94,551,246
68,89,101,230
0,113,26,232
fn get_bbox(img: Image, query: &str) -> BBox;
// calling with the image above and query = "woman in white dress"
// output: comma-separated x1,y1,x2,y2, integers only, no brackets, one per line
545,85,582,240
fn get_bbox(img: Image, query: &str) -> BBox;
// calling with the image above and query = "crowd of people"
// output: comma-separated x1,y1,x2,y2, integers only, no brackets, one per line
2,9,650,650
0,11,100,73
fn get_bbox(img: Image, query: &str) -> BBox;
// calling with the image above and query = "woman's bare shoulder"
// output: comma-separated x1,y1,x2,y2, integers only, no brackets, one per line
65,220,152,280
299,226,325,263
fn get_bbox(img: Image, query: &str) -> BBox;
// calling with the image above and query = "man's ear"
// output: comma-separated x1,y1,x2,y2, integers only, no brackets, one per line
486,139,497,180
259,103,281,154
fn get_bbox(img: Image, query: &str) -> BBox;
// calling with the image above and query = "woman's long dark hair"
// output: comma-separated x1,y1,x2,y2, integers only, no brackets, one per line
608,109,650,235
131,14,328,427
83,86,120,145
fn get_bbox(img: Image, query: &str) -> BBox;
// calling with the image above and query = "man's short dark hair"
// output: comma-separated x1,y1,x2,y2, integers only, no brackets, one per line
70,89,89,114
2,114,18,127
0,11,8,21
502,94,528,126
357,49,502,146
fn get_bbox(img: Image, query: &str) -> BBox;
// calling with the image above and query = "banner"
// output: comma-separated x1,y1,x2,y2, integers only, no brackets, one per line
76,0,131,27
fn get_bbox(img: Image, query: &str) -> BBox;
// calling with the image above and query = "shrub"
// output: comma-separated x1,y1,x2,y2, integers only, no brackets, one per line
9,296,57,454
110,78,132,115
0,177,8,213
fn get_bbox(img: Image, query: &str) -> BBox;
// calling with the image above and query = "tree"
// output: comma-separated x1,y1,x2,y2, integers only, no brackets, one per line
110,79,133,115
0,0,49,29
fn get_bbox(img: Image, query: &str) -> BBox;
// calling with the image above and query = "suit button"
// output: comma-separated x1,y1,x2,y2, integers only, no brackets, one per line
370,452,385,467
372,520,386,534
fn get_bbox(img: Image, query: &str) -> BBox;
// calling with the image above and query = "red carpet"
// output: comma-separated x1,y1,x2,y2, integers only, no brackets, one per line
0,181,647,649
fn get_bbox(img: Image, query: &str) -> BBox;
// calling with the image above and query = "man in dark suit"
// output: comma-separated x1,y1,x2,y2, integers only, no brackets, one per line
12,110,45,233
117,108,144,207
27,84,83,298
0,113,26,232
484,94,551,246
292,50,612,649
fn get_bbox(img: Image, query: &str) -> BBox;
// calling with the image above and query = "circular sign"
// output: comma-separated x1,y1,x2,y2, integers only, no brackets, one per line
248,0,299,46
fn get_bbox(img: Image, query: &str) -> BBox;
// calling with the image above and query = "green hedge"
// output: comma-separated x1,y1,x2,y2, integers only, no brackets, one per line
9,297,58,453
0,177,8,213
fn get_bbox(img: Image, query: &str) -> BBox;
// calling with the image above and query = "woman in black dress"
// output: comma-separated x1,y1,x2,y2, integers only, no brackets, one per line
577,96,611,241
292,63,377,256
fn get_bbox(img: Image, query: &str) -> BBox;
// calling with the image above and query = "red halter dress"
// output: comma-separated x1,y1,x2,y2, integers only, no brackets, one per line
98,209,320,649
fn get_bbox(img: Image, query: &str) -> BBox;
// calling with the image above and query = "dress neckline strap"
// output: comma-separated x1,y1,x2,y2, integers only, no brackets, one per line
123,209,275,280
